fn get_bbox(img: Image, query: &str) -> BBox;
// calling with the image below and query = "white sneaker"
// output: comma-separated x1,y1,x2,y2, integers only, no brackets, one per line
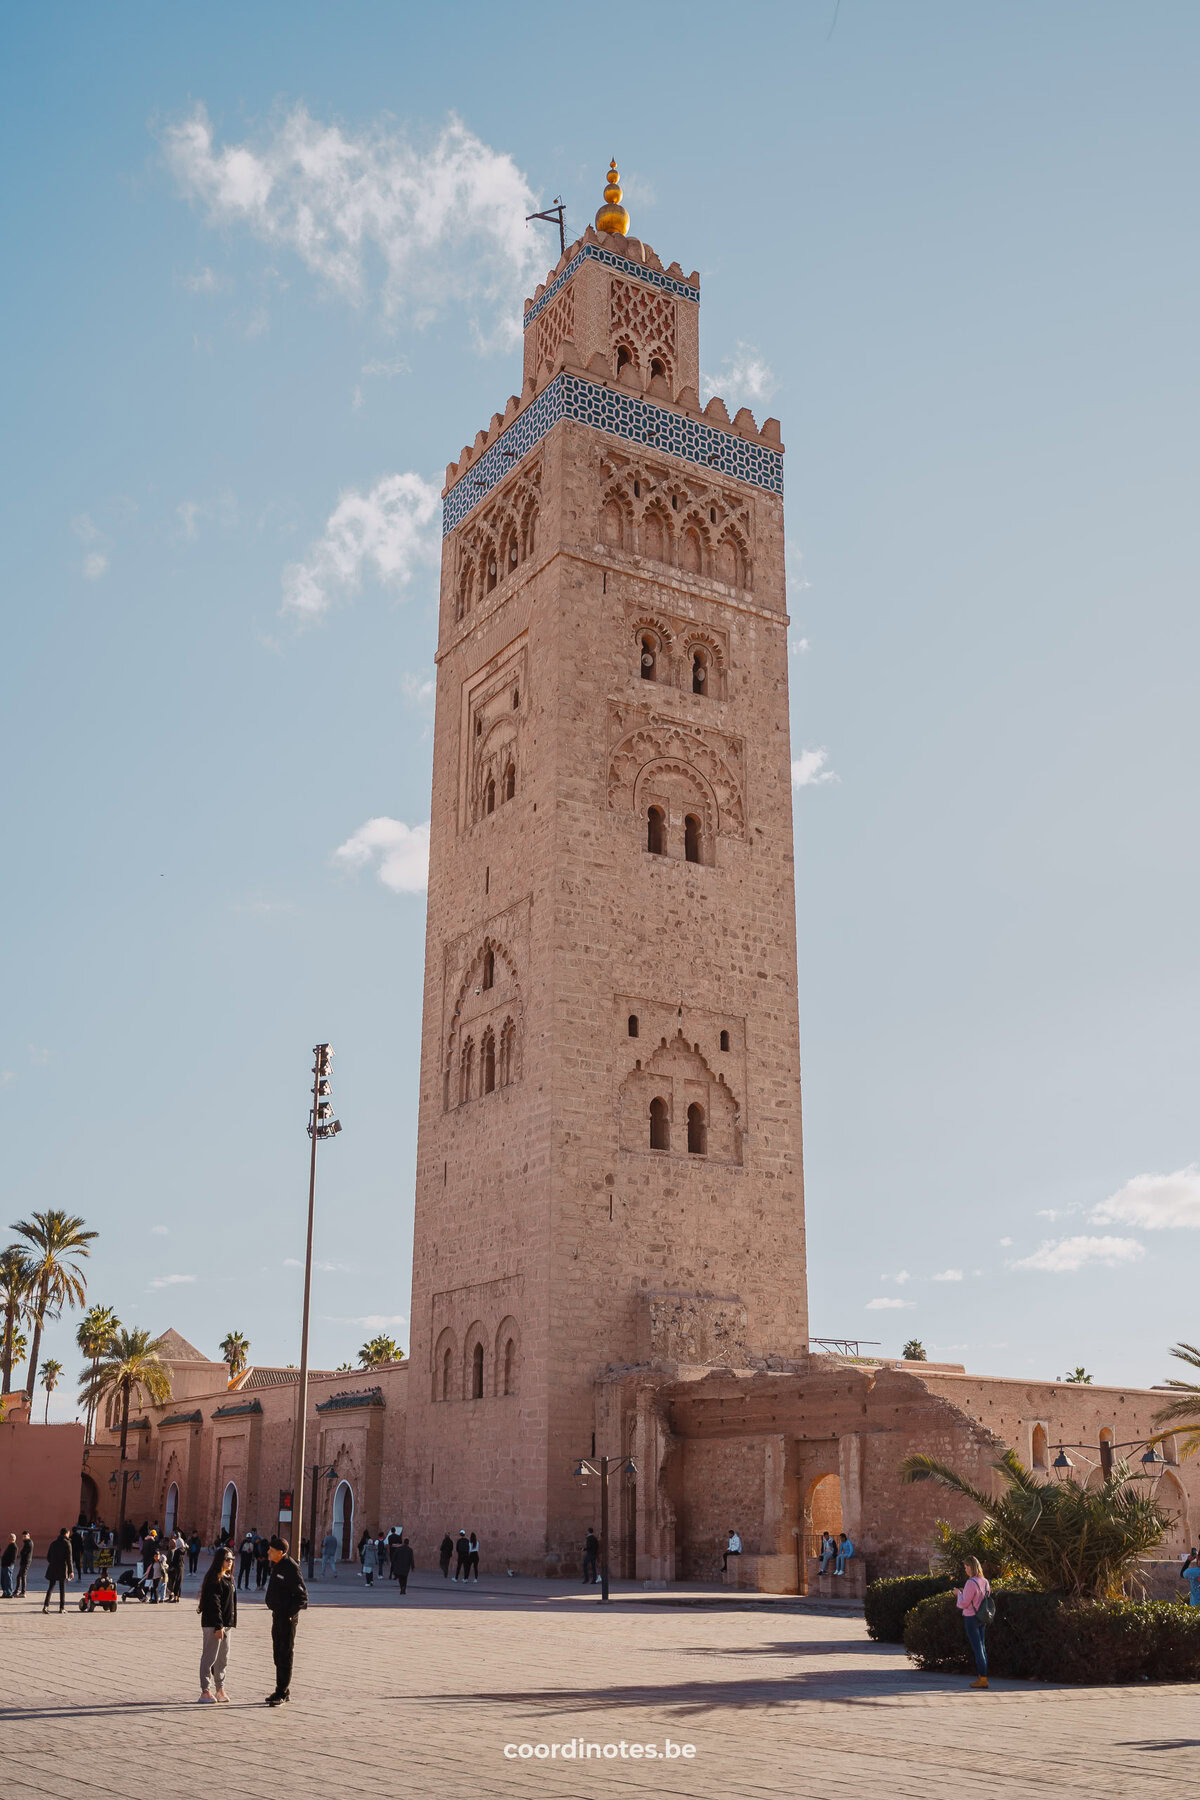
197,1693,216,1704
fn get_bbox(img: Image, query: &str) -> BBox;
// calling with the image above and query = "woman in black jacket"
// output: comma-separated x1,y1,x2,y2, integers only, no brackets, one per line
197,1546,237,1704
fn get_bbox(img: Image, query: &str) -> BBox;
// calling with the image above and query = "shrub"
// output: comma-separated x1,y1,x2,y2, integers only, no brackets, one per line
865,1573,954,1643
903,1587,1200,1684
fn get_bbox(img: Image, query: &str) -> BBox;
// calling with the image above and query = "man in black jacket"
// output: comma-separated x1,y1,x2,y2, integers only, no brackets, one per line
263,1535,307,1705
16,1532,33,1597
43,1527,73,1613
393,1537,415,1595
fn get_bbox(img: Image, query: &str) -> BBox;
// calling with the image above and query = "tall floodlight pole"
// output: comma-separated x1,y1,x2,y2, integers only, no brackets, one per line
291,1044,341,1559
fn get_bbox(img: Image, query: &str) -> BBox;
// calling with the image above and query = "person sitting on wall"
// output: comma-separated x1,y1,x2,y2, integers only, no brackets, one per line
722,1529,743,1573
819,1532,836,1575
833,1533,855,1575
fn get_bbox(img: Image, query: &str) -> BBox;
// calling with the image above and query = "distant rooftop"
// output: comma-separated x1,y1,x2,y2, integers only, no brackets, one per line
155,1329,214,1363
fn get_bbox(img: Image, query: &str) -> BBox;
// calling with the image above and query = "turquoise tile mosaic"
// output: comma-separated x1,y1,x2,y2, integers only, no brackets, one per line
522,245,700,329
443,374,782,536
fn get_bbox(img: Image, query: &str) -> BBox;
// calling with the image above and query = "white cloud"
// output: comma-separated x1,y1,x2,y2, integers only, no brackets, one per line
282,472,439,622
176,492,238,542
162,106,541,343
1091,1165,1200,1231
789,637,810,657
333,817,430,894
998,1237,1013,1247
149,1273,196,1289
400,672,435,707
151,1226,169,1237
792,748,838,788
866,1297,915,1310
82,552,108,580
879,1270,910,1285
179,265,231,294
1012,1235,1145,1274
932,1268,963,1282
702,342,778,409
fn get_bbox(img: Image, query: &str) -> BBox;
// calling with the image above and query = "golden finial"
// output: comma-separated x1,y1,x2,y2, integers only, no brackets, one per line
594,158,630,237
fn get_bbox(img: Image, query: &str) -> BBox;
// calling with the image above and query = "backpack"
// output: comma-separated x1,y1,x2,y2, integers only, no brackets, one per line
974,1579,996,1625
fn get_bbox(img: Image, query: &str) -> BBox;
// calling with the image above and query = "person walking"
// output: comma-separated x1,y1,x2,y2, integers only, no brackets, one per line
1,1535,16,1598
393,1537,415,1595
722,1528,742,1573
43,1527,73,1613
582,1528,599,1586
197,1545,237,1705
439,1533,454,1579
954,1557,993,1689
237,1531,255,1591
453,1530,470,1582
187,1530,201,1575
321,1529,339,1579
254,1533,270,1590
16,1533,33,1597
466,1532,480,1582
361,1537,377,1586
264,1535,307,1707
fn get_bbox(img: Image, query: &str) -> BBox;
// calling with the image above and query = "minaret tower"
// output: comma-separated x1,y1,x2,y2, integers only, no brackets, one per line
405,165,806,1572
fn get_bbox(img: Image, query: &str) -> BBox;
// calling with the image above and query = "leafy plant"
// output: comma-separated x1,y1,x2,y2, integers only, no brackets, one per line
358,1335,403,1368
11,1210,98,1400
1062,1367,1093,1384
904,1587,1200,1683
864,1573,954,1642
902,1340,927,1361
76,1305,120,1441
0,1246,34,1395
1151,1342,1200,1457
40,1357,64,1423
929,1516,1015,1584
901,1447,1169,1599
219,1331,250,1384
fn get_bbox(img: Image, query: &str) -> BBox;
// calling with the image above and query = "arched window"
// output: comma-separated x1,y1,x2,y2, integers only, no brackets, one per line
503,1337,515,1395
460,1038,475,1104
719,1029,730,1052
503,763,516,802
457,563,473,622
692,650,708,695
681,527,703,576
441,1346,453,1400
333,1480,354,1560
642,511,667,562
508,538,519,572
628,1014,639,1038
640,633,658,680
647,807,666,856
164,1482,179,1537
616,344,634,376
602,496,626,549
482,1030,496,1095
482,949,494,990
649,1096,670,1151
499,1016,515,1086
1031,1424,1048,1471
486,553,498,593
684,814,701,864
472,1342,484,1400
649,356,667,381
221,1482,238,1538
485,777,495,815
687,1103,707,1155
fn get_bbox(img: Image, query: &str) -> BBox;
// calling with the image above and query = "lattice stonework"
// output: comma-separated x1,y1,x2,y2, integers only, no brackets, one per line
610,277,676,365
535,286,575,369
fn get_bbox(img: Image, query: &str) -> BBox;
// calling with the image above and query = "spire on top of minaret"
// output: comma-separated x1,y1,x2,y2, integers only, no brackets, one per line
594,158,629,236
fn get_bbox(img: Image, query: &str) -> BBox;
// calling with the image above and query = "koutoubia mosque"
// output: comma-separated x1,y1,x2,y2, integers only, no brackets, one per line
45,166,1192,1589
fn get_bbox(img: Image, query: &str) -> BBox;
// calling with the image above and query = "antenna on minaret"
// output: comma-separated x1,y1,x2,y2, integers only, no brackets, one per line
526,195,566,258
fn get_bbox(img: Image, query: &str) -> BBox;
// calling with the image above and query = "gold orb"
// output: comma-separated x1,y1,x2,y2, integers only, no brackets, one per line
595,158,629,236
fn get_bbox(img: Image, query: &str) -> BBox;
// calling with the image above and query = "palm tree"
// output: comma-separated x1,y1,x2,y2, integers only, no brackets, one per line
900,1446,1170,1598
1062,1367,1093,1384
902,1340,927,1362
11,1210,98,1401
78,1328,172,1559
0,1246,33,1393
40,1357,64,1423
219,1331,250,1385
358,1335,403,1368
1150,1342,1200,1457
76,1305,120,1441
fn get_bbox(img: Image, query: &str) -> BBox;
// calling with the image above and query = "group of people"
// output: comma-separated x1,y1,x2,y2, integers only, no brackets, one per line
437,1530,481,1582
341,1527,417,1591
198,1534,307,1706
236,1530,273,1590
0,1532,34,1598
817,1531,856,1575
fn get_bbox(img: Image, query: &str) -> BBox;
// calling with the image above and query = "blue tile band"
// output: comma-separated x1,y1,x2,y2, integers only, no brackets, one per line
443,373,782,536
522,245,700,329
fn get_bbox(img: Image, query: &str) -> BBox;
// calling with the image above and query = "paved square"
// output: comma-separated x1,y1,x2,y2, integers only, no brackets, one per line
1,1567,1196,1798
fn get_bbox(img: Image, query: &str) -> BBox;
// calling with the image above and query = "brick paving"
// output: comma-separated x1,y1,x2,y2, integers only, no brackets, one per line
1,1563,1197,1798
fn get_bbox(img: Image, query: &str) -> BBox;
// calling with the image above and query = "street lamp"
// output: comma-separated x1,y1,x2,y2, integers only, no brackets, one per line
305,1462,340,1581
108,1466,141,1567
572,1456,637,1603
291,1044,342,1564
1051,1439,1165,1484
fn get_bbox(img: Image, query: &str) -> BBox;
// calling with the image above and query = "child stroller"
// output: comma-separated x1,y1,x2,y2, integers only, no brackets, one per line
116,1567,151,1603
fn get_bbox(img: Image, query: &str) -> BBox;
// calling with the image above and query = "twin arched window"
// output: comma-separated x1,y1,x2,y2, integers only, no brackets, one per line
648,1097,707,1156
647,807,705,864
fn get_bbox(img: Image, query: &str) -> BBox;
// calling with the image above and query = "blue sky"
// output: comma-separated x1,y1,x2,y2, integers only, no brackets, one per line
3,1,1198,1418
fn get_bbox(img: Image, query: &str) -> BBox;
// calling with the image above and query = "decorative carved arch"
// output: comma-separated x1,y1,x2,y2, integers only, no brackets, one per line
618,1029,742,1163
714,526,750,589
677,513,711,577
463,1320,488,1400
456,558,474,622
639,501,673,565
445,937,523,1105
608,722,746,837
433,1327,458,1402
635,757,719,844
494,1315,520,1395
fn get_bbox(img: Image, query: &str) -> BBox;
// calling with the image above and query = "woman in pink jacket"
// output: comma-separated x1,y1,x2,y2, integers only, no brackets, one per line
954,1557,992,1689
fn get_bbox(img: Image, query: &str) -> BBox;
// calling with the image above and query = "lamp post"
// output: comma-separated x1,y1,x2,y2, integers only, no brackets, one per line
572,1456,637,1603
108,1466,141,1568
1051,1439,1166,1482
306,1462,339,1581
291,1044,342,1564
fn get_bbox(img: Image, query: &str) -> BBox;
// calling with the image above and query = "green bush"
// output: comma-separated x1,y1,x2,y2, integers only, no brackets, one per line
903,1587,1200,1683
864,1573,954,1643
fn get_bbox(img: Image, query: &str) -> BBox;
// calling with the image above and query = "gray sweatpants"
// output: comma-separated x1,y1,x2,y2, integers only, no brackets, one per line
199,1627,230,1693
